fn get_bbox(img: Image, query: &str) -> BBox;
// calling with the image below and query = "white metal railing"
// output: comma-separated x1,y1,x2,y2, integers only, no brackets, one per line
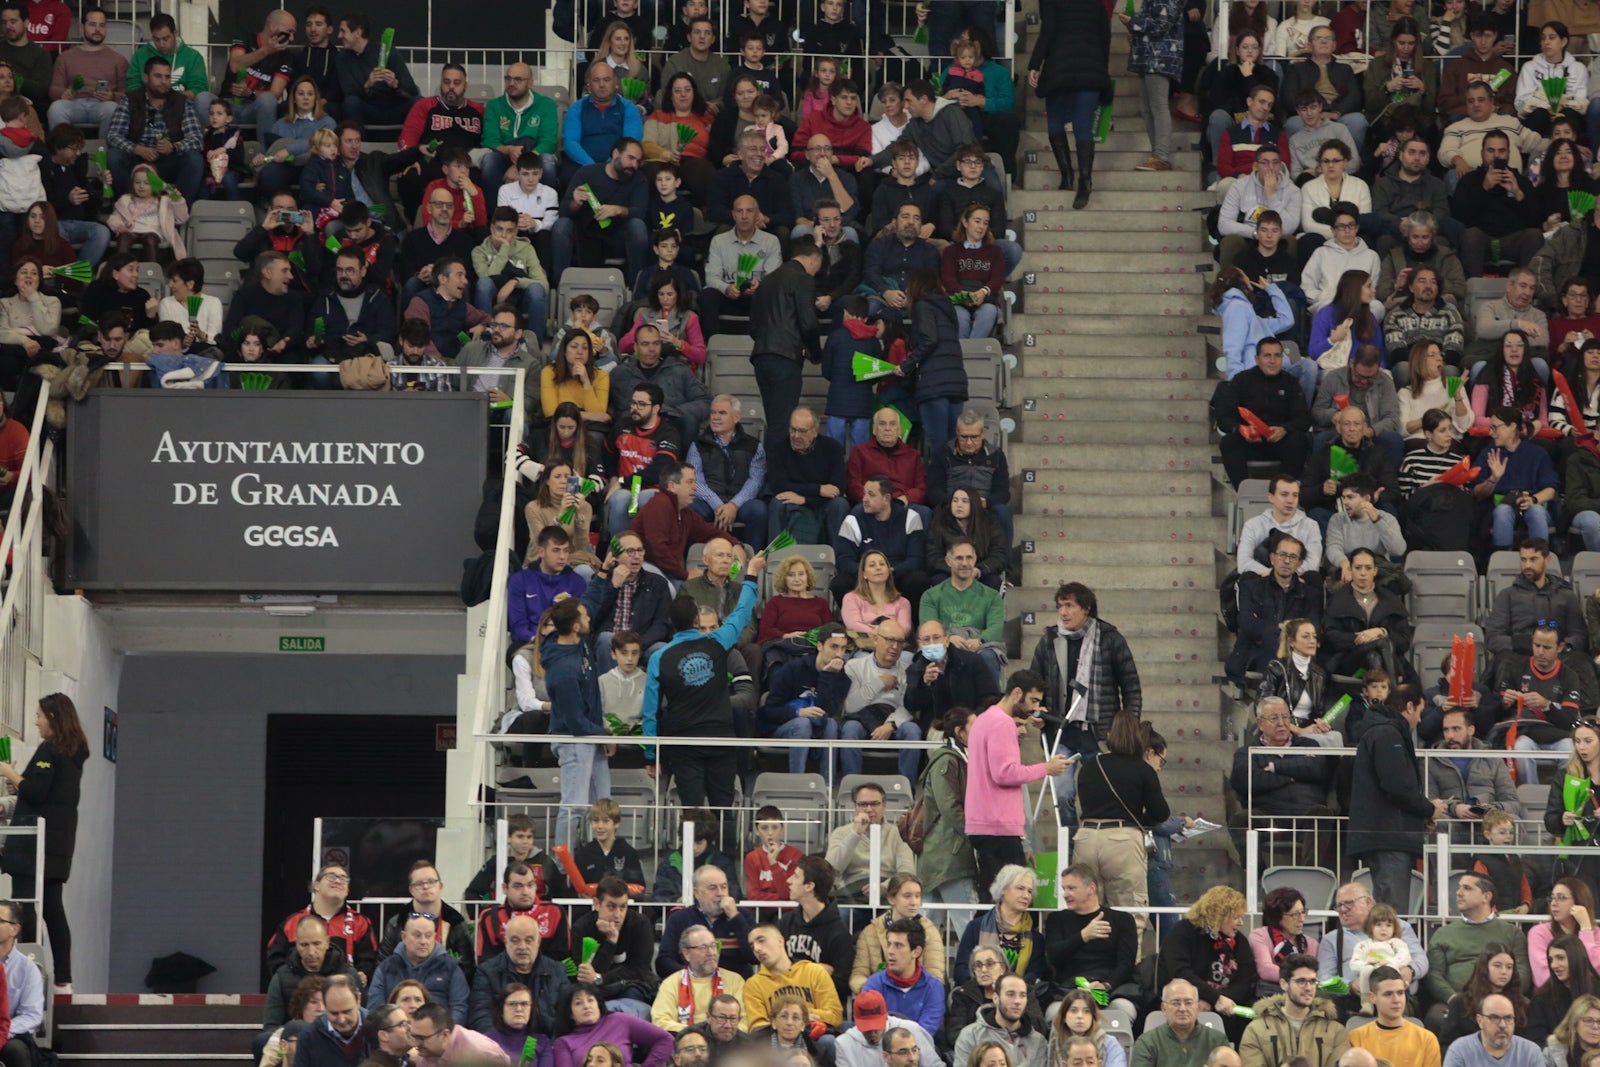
0,384,55,739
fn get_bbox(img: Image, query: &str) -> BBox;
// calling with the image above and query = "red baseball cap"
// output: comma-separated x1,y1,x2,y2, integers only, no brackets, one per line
854,991,888,1033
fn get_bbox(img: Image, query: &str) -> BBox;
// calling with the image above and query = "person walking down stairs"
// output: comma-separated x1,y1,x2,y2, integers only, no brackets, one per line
1028,0,1112,209
1121,0,1186,173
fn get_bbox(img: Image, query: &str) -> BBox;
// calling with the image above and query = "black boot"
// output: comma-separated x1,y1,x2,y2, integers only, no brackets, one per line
1049,131,1074,191
1074,141,1094,209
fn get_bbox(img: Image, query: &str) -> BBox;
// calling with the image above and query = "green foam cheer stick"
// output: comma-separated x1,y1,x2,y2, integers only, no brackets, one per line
520,1036,538,1067
377,27,395,69
1319,976,1351,995
580,184,611,229
52,260,93,284
77,313,97,329
627,474,643,515
1233,1007,1257,1019
1572,189,1598,219
1074,978,1109,1006
675,122,698,146
240,371,274,390
325,234,342,253
1328,444,1359,477
312,317,326,340
456,330,472,348
763,530,796,556
93,149,112,199
619,77,647,103
1446,375,1463,398
70,74,83,93
852,351,895,381
581,937,600,965
186,294,203,319
287,250,306,271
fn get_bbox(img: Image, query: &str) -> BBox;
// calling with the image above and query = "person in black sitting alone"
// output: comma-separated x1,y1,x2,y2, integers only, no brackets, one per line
1214,337,1313,490
1044,864,1139,1012
220,251,307,364
1320,547,1413,680
904,619,1002,733
1225,534,1324,687
1452,124,1545,279
396,186,479,307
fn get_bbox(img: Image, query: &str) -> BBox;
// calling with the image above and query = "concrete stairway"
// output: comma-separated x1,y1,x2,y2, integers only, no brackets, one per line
1010,22,1239,898
53,994,262,1065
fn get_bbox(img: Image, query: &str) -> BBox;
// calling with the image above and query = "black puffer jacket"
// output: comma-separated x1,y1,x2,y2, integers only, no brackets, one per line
1027,621,1143,734
7,740,85,882
904,296,967,403
1028,0,1112,96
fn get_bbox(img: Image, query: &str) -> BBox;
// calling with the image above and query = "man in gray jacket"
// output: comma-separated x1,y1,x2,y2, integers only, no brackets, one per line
1364,139,1459,253
1218,147,1301,258
954,975,1048,1067
1484,538,1588,659
610,326,712,443
863,80,995,187
1426,708,1522,843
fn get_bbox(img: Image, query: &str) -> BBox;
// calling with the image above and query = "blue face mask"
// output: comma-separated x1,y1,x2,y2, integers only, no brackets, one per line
923,642,946,663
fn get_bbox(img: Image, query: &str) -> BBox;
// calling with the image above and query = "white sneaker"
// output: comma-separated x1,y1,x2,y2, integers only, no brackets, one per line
159,367,195,387
52,982,72,995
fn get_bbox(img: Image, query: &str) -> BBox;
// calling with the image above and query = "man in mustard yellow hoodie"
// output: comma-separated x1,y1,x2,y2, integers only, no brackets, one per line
742,923,843,1031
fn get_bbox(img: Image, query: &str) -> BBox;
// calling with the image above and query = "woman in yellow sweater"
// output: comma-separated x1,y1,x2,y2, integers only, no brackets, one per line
541,329,611,425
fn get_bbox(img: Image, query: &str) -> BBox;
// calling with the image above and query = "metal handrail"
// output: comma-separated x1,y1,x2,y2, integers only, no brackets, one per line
0,383,55,739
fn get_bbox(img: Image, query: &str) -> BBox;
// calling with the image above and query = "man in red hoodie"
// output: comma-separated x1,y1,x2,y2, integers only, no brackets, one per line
792,80,872,167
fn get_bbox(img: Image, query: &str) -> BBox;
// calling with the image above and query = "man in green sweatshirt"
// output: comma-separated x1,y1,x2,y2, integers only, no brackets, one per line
481,62,559,204
918,538,1003,692
1424,872,1529,1011
126,13,211,114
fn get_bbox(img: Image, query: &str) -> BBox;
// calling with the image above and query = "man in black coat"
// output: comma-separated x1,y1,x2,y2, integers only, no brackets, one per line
750,241,824,456
1214,337,1312,489
905,619,1003,730
1348,685,1447,911
1228,696,1337,864
1225,534,1323,684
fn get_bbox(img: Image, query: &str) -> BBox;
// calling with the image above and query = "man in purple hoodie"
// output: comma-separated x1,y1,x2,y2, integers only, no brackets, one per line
507,525,588,645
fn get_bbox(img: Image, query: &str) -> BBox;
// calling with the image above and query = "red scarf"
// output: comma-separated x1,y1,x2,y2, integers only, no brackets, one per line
885,963,923,991
678,967,723,1024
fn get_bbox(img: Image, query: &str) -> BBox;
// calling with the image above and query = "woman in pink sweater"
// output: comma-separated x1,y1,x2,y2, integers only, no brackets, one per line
964,673,1069,884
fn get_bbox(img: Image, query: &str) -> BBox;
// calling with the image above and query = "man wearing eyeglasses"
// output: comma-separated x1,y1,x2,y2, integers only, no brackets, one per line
1424,874,1531,1025
651,924,747,1032
366,911,470,1024
825,782,917,898
766,405,849,546
1443,993,1542,1067
841,621,922,782
265,863,378,982
406,1000,510,1066
1227,697,1335,866
1226,535,1322,688
1238,954,1350,1067
378,860,477,986
361,1004,416,1067
1317,888,1426,1004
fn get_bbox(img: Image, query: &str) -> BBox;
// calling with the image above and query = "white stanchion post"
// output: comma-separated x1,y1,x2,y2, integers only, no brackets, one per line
681,821,694,905
497,817,508,905
1437,831,1451,922
1245,826,1260,917
312,817,323,882
869,824,882,910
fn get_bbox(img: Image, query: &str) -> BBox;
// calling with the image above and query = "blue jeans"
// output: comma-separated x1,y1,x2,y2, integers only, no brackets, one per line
56,219,109,265
1149,860,1178,942
1574,510,1600,550
147,351,226,387
552,739,612,847
827,416,871,449
605,998,651,1019
989,503,1014,549
550,216,649,286
926,0,995,74
606,486,657,540
1206,108,1233,160
690,497,769,540
839,719,923,780
1514,735,1570,786
924,878,979,939
237,90,282,134
1492,501,1551,547
770,714,839,776
998,239,1022,276
956,302,1000,339
1046,89,1100,141
107,145,204,204
46,97,116,139
1286,357,1320,404
919,398,963,452
475,277,550,340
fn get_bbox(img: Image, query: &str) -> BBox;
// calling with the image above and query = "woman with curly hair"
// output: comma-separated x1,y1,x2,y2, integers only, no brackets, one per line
1157,885,1257,1041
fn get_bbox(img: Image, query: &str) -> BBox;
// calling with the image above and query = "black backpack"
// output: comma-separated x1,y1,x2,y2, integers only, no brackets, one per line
1400,483,1474,552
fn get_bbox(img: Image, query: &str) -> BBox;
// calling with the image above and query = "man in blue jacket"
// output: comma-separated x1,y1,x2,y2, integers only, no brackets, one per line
861,919,945,1036
831,476,929,605
643,553,767,809
760,623,852,778
544,592,610,848
507,526,587,646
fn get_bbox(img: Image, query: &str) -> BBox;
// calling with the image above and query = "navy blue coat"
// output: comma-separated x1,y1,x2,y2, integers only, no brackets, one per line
904,296,967,403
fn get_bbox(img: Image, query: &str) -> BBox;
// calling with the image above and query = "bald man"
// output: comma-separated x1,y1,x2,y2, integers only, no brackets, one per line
842,619,923,780
227,9,298,134
680,537,757,642
791,134,861,240
482,63,560,203
468,914,571,1034
702,192,783,336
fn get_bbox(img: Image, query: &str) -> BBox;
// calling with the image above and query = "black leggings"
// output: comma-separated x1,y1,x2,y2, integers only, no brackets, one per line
21,880,71,984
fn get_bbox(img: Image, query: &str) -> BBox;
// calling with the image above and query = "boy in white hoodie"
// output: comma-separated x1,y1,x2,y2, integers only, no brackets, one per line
600,629,646,733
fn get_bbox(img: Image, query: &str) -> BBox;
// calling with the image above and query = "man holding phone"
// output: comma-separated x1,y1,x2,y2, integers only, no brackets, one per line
226,10,298,135
46,6,125,140
233,190,324,293
1425,708,1522,843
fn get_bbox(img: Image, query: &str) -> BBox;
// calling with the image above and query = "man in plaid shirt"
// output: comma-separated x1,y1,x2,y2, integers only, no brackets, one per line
386,318,454,392
105,54,203,202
